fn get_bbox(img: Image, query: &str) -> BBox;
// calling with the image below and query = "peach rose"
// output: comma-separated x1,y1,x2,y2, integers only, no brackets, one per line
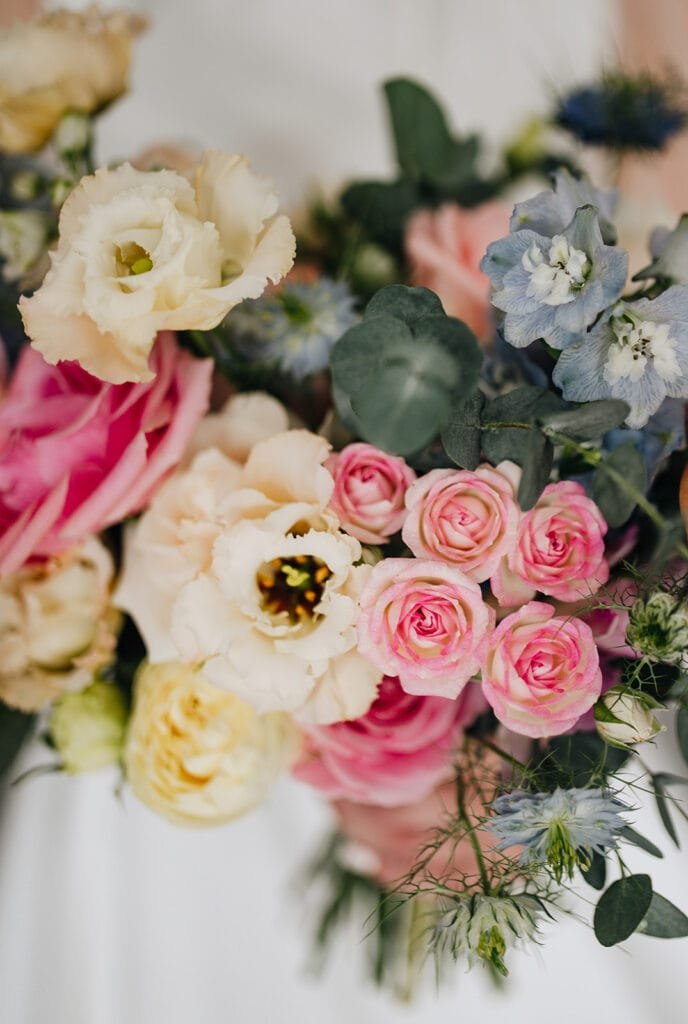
357,558,494,699
326,443,416,545
402,462,520,582
405,202,509,339
492,481,609,606
481,601,603,738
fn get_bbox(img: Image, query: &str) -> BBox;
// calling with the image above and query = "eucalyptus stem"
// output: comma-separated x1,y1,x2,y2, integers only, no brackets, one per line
456,774,491,895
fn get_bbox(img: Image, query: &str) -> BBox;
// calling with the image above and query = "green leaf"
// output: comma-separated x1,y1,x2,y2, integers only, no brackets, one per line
0,703,35,778
441,390,485,469
340,180,419,248
581,850,607,890
651,774,680,848
619,825,664,859
593,874,653,947
677,706,688,768
383,78,455,183
540,399,630,441
591,443,646,528
517,431,554,510
365,284,445,324
481,386,567,467
637,893,688,938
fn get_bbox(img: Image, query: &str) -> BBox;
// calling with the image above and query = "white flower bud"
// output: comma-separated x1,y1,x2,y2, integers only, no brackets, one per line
595,688,664,746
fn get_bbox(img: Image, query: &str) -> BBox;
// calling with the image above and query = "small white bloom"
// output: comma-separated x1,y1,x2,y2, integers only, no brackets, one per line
523,234,588,306
596,689,664,746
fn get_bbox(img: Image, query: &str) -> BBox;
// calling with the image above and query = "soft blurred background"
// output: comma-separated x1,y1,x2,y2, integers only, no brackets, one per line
1,2,687,1022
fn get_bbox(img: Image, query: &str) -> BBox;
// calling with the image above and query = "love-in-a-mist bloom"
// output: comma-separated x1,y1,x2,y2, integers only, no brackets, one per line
481,601,602,737
402,462,520,581
357,558,494,698
327,443,416,544
492,481,609,606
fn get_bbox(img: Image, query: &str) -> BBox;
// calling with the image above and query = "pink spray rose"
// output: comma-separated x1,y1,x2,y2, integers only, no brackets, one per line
357,558,494,698
402,462,520,582
294,675,487,807
405,201,509,339
0,333,212,573
481,601,603,738
327,442,416,544
492,481,609,606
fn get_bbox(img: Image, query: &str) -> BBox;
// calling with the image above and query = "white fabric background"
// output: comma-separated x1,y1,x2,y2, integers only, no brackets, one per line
1,2,687,1021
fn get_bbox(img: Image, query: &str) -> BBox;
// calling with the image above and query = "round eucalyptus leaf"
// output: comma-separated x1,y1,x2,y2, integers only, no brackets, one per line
593,874,653,947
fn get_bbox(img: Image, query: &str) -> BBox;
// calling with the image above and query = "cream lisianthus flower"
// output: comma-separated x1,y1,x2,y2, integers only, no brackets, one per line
0,8,143,154
125,661,297,827
116,430,381,724
0,537,120,712
20,152,296,384
186,391,289,466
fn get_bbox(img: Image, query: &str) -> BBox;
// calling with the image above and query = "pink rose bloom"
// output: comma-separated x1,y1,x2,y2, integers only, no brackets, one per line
405,201,509,339
566,656,620,733
0,333,211,573
481,601,603,738
294,675,487,807
402,462,520,582
327,442,416,544
492,481,609,606
357,558,494,699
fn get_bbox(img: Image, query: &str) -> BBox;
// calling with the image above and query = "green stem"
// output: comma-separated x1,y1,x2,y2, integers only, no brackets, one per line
456,775,491,895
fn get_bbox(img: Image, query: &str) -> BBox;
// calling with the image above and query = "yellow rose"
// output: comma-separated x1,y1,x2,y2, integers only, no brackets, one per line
20,152,296,384
125,662,298,827
0,537,120,712
0,8,144,154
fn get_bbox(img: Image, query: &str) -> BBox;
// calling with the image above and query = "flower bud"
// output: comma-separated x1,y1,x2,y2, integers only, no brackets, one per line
595,687,664,746
626,591,688,666
53,111,92,158
50,679,128,773
0,210,49,282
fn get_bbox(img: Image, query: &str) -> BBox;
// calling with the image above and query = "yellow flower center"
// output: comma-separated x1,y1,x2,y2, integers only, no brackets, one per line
257,555,332,623
115,241,153,277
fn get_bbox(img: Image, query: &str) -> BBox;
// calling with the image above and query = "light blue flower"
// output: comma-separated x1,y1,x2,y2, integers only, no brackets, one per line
481,205,628,350
228,278,357,379
488,788,627,882
604,397,685,483
553,286,688,427
635,214,688,285
510,168,618,244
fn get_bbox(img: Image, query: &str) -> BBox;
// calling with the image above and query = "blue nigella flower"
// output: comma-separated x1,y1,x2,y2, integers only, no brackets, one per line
553,286,688,428
510,168,618,244
488,788,628,882
227,277,357,380
481,205,628,350
556,73,687,151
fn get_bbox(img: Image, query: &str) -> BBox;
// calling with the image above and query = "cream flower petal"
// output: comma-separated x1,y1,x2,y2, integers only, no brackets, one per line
186,392,289,465
242,430,334,506
297,650,381,726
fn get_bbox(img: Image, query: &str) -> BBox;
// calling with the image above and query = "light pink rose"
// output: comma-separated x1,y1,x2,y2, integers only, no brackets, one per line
582,577,640,660
492,481,609,606
357,558,494,698
481,601,603,738
0,333,211,573
402,462,520,581
294,675,486,807
405,201,510,339
566,656,620,733
326,442,416,544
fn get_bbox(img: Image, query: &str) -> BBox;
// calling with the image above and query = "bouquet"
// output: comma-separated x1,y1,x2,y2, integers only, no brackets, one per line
2,7,688,993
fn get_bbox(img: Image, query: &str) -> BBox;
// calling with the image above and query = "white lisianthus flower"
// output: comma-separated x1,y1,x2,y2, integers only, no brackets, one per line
116,431,381,724
185,391,289,466
20,152,296,384
125,661,298,827
0,8,144,154
0,537,120,712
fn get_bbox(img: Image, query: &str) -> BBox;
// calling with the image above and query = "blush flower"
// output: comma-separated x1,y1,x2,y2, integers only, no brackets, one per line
357,558,494,698
402,462,520,581
327,443,416,545
481,601,603,738
294,675,486,807
492,481,609,606
0,333,212,574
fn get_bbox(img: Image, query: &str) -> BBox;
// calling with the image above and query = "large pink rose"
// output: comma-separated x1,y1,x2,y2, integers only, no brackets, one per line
327,442,416,544
402,462,520,581
294,675,486,807
357,558,494,698
492,481,609,606
481,601,603,738
0,333,211,573
405,201,509,339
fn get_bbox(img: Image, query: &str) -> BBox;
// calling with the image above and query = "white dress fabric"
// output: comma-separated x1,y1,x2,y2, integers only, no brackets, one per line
2,2,687,1021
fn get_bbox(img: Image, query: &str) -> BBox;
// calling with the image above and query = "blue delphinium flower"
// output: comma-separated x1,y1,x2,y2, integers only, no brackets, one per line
510,168,618,244
635,214,688,285
553,286,688,428
481,205,628,350
488,788,627,883
228,277,357,379
556,73,687,151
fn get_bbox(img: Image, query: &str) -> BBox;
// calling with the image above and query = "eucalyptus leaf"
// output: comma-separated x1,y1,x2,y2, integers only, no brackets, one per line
383,78,455,183
481,385,566,468
619,825,664,859
593,874,653,947
517,431,554,510
580,850,607,890
441,390,485,469
366,284,445,324
591,443,646,528
637,893,688,938
540,399,630,441
340,180,419,248
0,703,35,778
678,706,688,768
651,774,680,848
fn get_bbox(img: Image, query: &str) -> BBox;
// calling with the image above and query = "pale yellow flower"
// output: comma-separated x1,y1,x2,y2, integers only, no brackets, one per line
0,7,144,154
50,679,128,773
125,662,297,827
20,152,296,384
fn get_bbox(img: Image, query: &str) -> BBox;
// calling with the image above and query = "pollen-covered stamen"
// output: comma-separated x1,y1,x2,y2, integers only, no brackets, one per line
115,240,153,277
604,309,681,385
257,554,332,623
522,234,589,306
